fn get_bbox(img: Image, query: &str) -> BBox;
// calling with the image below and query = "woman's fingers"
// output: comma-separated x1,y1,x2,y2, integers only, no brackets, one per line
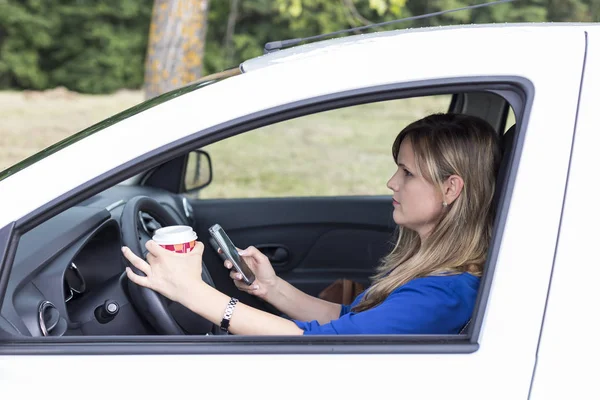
238,246,256,257
233,279,258,292
122,246,151,275
190,241,204,255
240,246,268,263
125,267,150,288
232,279,248,291
229,270,260,293
146,252,157,265
224,260,232,269
229,273,247,290
145,239,164,255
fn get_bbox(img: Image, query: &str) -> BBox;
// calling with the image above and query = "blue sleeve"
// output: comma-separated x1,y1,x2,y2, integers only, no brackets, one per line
339,304,352,317
294,279,472,335
339,291,366,317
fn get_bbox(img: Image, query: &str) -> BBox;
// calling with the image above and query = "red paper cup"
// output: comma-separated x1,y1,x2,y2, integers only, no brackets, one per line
152,225,197,254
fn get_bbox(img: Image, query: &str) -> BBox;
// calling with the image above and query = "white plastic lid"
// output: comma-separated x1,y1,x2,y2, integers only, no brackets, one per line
152,225,197,245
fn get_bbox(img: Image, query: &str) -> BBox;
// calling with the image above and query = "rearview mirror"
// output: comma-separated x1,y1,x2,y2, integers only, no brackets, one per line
184,150,212,194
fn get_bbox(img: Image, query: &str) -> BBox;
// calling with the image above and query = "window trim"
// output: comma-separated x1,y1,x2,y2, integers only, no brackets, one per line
0,76,533,355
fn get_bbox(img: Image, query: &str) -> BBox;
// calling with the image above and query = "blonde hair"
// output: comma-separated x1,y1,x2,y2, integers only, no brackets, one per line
353,113,501,312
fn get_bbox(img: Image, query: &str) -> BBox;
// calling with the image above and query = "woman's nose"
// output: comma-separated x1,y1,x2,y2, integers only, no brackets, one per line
387,174,398,192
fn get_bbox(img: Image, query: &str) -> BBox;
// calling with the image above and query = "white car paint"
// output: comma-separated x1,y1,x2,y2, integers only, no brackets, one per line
528,29,600,399
0,24,598,399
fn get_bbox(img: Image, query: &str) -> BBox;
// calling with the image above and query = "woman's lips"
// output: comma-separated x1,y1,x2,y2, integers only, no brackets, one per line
392,198,400,206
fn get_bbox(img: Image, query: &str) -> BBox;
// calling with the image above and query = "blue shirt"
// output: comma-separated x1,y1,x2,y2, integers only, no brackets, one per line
293,273,479,335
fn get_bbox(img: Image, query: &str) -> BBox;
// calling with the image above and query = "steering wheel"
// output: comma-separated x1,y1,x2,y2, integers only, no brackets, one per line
120,195,222,335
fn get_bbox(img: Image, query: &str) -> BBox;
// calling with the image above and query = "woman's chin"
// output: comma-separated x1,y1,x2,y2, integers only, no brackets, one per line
392,210,405,226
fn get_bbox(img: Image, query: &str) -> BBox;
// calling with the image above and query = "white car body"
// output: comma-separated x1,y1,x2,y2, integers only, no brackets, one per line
0,24,598,399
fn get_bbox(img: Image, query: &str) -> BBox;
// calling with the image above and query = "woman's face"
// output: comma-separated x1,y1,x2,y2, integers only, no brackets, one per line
387,138,444,239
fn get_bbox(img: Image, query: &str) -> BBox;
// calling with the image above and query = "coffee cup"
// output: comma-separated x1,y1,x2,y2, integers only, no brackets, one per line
152,225,197,253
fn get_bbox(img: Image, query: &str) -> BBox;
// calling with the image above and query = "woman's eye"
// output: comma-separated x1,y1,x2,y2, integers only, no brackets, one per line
403,168,412,177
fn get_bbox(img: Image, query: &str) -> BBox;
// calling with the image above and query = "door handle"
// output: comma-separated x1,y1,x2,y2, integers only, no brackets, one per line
255,244,290,266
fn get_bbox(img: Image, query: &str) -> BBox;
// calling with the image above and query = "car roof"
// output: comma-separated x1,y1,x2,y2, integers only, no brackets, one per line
240,22,598,73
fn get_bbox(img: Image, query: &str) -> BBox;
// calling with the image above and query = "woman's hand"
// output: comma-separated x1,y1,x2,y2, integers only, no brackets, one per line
223,246,278,300
122,240,205,304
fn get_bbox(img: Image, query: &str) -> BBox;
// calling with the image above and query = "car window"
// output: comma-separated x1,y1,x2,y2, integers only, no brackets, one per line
0,69,240,183
197,95,451,199
0,79,526,351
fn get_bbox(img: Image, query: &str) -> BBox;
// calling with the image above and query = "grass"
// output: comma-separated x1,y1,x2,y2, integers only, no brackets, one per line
0,89,144,172
199,96,452,198
0,89,451,198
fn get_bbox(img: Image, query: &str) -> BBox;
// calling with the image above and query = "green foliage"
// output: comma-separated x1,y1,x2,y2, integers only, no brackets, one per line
204,0,406,73
0,0,151,93
1,0,599,93
407,0,600,26
47,2,151,93
0,0,57,88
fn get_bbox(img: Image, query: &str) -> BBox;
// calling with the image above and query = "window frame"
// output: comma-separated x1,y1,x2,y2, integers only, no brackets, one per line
0,76,533,355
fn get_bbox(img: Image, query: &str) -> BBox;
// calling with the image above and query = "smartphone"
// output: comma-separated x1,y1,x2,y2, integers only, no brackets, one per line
208,224,255,285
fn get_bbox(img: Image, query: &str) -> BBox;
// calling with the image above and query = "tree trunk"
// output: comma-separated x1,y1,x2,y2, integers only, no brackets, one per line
143,0,210,100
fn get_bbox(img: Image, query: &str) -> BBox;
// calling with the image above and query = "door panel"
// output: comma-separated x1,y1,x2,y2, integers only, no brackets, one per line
529,29,600,400
190,197,395,310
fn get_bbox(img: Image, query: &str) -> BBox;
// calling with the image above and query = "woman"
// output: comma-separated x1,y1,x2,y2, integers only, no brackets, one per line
122,112,502,335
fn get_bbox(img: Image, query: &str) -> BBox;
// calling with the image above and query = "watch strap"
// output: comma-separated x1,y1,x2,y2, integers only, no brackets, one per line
220,297,239,332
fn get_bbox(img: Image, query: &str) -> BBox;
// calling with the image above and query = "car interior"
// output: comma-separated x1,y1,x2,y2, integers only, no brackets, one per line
0,90,519,338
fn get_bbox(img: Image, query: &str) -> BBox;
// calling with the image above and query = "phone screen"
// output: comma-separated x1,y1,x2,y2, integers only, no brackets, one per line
209,224,255,285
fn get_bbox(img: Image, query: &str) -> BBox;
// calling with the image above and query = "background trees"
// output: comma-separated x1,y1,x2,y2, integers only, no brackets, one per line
0,0,597,94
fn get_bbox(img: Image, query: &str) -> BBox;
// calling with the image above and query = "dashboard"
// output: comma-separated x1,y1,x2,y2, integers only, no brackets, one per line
0,184,211,337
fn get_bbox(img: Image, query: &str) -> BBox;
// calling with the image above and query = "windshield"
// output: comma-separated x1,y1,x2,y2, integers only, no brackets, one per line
0,68,241,182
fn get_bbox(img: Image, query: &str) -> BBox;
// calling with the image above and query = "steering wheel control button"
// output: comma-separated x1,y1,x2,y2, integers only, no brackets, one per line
95,300,120,324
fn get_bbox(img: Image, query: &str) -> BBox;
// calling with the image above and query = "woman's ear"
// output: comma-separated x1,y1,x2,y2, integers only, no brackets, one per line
443,175,464,206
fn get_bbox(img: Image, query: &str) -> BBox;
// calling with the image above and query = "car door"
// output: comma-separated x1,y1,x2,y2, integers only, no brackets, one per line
0,25,586,400
528,27,600,400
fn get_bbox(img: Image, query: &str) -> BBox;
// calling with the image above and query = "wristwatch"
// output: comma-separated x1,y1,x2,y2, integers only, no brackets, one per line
220,297,239,332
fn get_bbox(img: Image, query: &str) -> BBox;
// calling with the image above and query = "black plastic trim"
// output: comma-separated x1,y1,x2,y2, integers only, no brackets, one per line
1,76,534,355
1,335,477,355
0,222,16,312
448,93,462,112
142,155,187,194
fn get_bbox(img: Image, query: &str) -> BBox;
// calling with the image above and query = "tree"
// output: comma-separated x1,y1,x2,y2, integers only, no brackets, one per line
0,0,151,93
0,0,59,89
143,0,210,99
50,2,152,94
2,0,599,93
203,0,408,74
